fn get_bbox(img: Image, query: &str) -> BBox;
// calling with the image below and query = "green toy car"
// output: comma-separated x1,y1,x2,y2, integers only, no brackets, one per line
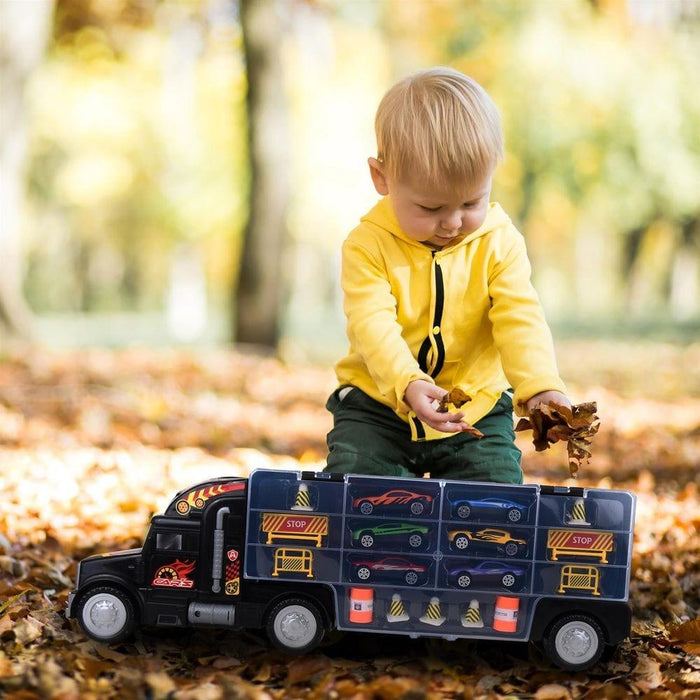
350,521,430,549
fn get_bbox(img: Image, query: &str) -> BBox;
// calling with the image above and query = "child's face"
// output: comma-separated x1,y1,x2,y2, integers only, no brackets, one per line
369,158,492,248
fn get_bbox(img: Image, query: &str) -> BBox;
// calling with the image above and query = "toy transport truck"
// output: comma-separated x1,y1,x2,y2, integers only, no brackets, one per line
67,470,636,671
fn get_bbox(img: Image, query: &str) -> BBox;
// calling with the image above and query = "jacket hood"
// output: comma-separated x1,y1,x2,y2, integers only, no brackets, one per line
361,197,512,252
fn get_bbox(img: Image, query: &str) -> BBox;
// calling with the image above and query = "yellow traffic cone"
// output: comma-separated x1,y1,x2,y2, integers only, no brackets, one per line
461,599,484,628
291,482,314,511
386,593,410,623
566,498,590,526
419,596,446,626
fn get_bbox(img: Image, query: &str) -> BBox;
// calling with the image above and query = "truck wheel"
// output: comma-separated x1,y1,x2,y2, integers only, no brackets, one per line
76,586,137,644
266,598,325,654
545,614,605,671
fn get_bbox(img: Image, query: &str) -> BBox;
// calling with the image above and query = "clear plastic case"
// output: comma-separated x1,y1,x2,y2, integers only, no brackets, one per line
244,470,635,641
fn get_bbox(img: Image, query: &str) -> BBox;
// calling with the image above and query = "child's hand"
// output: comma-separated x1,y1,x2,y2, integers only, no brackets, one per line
525,390,571,414
405,380,473,434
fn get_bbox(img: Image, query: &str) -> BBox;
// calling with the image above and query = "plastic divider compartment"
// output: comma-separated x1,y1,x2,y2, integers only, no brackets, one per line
250,511,344,550
245,544,343,583
443,483,538,525
345,553,434,588
440,555,531,593
537,490,634,531
533,562,629,600
247,469,345,513
345,518,434,553
534,526,629,567
336,586,531,640
441,522,532,559
346,475,440,518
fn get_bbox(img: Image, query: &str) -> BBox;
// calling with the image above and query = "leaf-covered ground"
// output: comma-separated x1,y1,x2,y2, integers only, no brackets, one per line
0,341,698,699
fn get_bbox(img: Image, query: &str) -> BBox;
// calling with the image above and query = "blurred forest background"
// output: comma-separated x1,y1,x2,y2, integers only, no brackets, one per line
1,0,699,356
1,2,700,697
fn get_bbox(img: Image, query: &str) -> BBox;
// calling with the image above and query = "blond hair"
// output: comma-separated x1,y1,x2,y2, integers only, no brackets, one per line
375,67,503,190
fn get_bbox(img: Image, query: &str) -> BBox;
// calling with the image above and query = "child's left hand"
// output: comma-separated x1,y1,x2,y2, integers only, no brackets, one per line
525,390,571,414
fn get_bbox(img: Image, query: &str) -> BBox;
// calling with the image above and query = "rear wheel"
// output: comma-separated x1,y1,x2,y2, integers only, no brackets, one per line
545,614,605,671
266,598,325,654
76,586,137,644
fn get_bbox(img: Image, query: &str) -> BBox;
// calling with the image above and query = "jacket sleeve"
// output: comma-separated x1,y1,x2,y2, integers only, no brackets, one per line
487,227,566,415
342,235,433,413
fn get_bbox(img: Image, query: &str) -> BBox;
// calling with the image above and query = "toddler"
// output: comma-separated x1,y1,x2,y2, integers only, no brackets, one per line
324,66,570,484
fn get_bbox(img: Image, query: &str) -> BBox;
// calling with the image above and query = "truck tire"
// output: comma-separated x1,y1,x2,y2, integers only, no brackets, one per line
266,598,325,654
545,614,605,671
76,586,137,644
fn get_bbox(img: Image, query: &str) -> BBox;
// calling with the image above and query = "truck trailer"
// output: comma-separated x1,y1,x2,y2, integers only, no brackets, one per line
67,469,635,671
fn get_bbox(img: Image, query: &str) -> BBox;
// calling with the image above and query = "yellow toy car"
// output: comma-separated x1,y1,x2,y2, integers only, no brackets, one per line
447,527,527,557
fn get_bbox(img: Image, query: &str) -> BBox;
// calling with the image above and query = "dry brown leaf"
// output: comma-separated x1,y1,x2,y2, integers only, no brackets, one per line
437,387,472,411
669,619,700,642
534,684,572,700
515,401,600,477
437,388,483,438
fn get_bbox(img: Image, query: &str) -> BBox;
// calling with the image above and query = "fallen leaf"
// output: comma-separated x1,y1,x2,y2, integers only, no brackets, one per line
515,401,600,477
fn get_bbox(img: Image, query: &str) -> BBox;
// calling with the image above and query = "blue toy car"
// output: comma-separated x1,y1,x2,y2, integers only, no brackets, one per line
447,560,527,589
449,496,526,522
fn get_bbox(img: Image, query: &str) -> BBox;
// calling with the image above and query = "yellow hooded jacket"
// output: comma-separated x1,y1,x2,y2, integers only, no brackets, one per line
334,197,566,441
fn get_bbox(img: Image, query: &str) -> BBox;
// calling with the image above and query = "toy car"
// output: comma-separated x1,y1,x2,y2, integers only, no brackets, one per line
349,556,428,585
352,489,433,515
447,560,527,589
446,528,527,557
350,522,430,549
449,496,526,522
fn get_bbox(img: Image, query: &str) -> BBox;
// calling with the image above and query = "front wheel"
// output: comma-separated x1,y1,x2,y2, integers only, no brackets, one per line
545,614,605,671
76,586,137,644
266,598,325,654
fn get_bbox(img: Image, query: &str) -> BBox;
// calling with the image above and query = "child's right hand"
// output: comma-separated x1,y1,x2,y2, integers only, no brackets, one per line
404,379,472,433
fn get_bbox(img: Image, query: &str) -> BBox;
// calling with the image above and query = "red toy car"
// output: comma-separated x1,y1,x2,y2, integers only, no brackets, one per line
350,556,428,585
352,489,433,515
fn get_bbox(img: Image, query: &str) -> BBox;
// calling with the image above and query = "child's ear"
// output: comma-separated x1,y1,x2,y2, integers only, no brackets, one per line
368,157,389,196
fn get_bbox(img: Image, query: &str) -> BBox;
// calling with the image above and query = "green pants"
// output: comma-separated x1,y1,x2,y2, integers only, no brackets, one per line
324,387,522,484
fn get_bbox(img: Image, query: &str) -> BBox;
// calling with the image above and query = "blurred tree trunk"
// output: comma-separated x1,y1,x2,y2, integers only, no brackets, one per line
233,0,292,348
0,0,54,345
